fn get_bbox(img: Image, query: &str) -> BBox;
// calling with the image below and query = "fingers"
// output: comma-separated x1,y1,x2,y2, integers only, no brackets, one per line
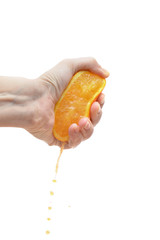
78,118,94,139
97,92,105,108
68,124,82,147
89,92,105,126
49,117,94,149
51,93,105,148
68,118,93,148
69,57,110,78
90,102,102,126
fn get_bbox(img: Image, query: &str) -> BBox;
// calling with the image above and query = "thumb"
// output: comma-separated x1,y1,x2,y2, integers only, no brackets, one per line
70,57,110,78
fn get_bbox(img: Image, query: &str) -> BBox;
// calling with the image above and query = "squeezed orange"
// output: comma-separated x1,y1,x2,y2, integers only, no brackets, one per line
53,71,106,142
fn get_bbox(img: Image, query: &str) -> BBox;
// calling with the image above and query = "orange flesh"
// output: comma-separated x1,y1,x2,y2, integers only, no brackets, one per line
53,71,106,142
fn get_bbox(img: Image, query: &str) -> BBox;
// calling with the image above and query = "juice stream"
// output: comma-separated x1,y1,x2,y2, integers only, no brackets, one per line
45,143,65,235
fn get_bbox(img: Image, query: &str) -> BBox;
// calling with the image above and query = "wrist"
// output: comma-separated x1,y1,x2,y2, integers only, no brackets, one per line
0,77,37,129
38,70,60,103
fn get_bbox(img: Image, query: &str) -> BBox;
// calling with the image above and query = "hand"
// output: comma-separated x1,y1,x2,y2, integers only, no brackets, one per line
27,57,109,148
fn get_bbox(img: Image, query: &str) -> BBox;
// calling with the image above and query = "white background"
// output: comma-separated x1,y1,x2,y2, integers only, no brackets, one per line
0,0,160,239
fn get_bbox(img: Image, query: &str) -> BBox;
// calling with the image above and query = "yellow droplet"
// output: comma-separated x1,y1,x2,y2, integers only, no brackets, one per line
52,179,56,183
46,230,50,235
47,218,51,221
48,206,52,210
50,191,54,196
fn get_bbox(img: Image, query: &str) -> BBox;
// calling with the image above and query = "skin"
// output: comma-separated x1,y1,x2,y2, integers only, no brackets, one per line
0,57,109,148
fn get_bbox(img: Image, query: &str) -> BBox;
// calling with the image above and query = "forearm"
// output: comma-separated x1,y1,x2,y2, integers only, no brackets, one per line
0,76,36,128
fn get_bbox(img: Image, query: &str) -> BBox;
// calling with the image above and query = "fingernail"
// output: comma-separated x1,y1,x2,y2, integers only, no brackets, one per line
97,106,101,114
72,124,79,133
74,127,79,133
103,69,110,77
84,121,90,130
100,96,105,106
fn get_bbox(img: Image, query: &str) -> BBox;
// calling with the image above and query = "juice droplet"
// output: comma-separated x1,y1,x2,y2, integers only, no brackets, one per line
45,143,65,237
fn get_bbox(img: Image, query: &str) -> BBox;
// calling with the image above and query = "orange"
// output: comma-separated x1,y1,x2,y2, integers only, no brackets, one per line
53,71,106,142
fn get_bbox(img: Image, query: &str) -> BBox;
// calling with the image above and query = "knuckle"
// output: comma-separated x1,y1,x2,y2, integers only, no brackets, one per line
68,135,82,148
61,58,71,65
48,141,54,146
89,57,98,65
86,127,94,139
81,126,94,140
68,140,76,148
94,113,102,126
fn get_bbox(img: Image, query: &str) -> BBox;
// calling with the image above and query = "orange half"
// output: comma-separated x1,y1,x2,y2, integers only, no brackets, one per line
53,71,106,142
